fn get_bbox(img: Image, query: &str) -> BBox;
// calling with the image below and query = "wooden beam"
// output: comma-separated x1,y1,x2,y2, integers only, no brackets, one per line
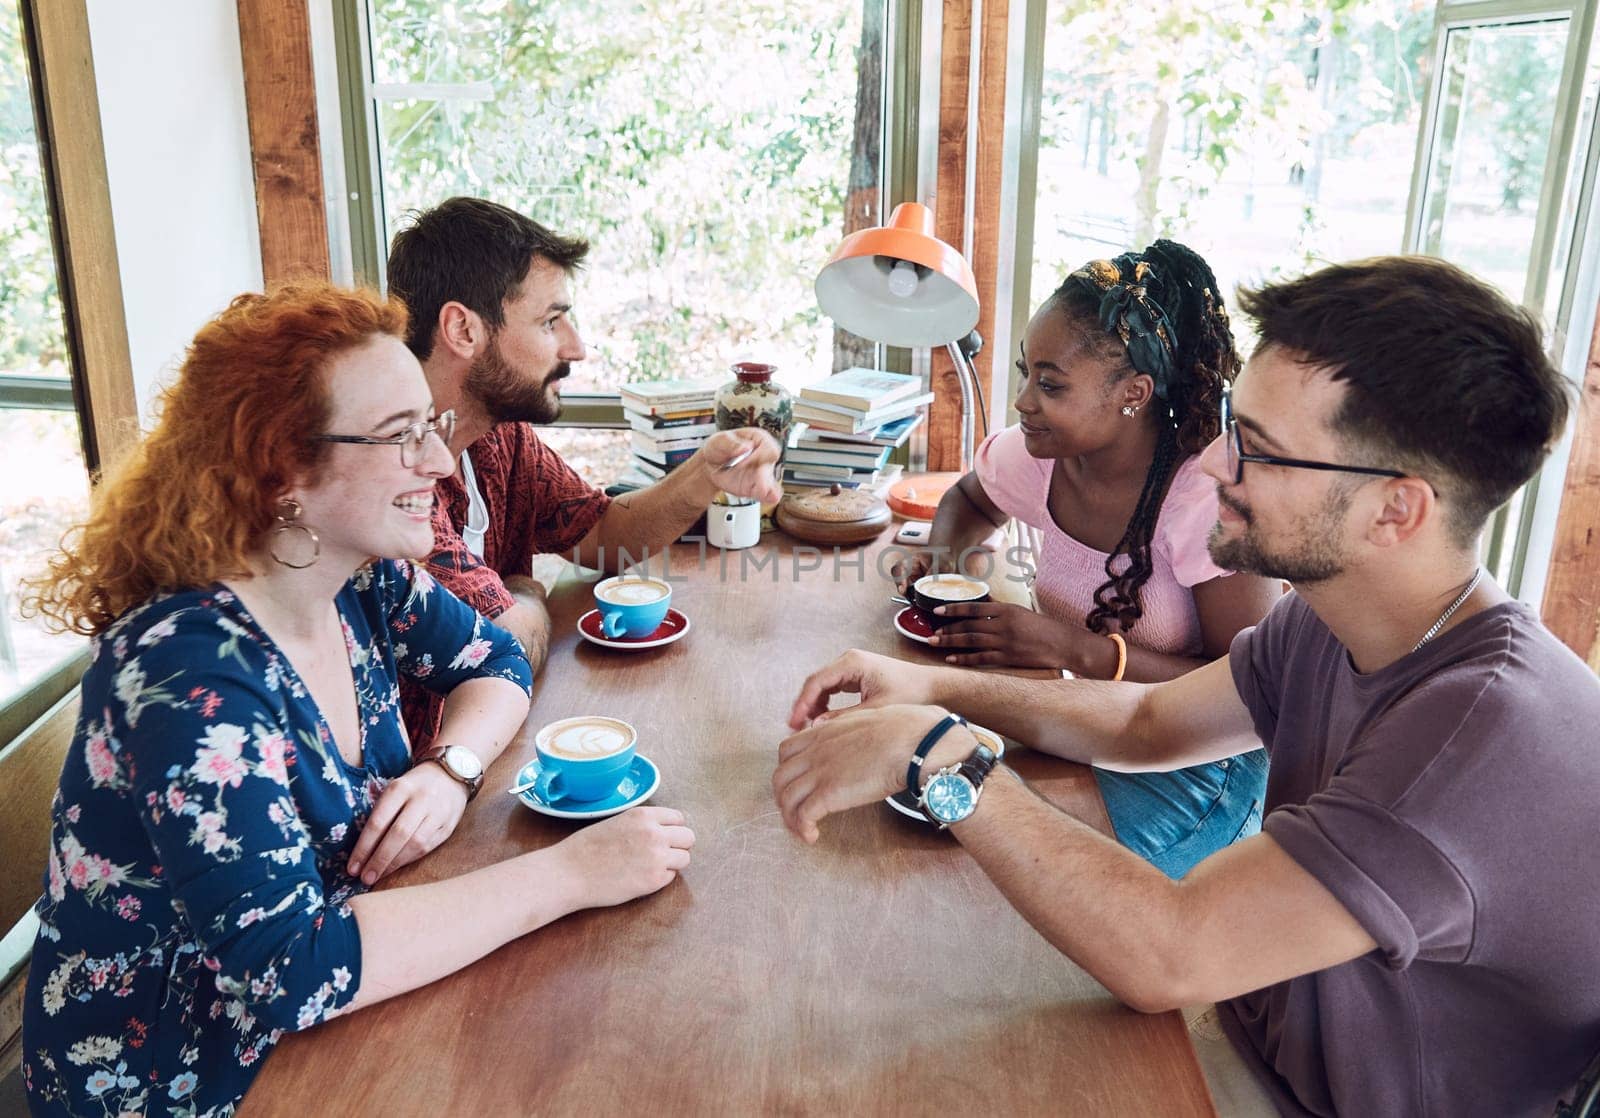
237,0,329,285
928,0,973,471
24,0,138,472
970,0,1009,444
1541,301,1600,672
928,0,1008,472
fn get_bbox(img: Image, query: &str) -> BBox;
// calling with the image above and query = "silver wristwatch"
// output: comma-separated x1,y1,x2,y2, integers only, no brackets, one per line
416,743,484,800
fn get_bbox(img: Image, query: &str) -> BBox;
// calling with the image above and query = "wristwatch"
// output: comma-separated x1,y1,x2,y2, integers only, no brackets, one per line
416,744,484,800
918,742,999,828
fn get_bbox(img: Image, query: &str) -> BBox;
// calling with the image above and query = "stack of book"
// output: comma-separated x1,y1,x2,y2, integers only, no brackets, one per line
783,368,928,489
620,379,718,482
791,367,933,437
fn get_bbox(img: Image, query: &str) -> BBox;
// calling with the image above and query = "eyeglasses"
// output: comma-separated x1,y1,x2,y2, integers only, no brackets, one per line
316,409,456,468
1220,388,1406,487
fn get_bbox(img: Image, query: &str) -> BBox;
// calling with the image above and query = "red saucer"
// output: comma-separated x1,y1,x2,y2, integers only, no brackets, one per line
577,608,691,649
893,606,935,644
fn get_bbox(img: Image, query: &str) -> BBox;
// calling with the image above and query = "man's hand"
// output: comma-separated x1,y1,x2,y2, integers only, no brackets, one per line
547,806,696,907
499,574,553,676
502,572,550,605
929,600,1093,670
773,704,976,843
787,648,944,730
348,762,471,886
700,428,782,505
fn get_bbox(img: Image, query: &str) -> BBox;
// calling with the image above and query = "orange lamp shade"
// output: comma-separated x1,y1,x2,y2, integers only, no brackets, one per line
814,202,979,348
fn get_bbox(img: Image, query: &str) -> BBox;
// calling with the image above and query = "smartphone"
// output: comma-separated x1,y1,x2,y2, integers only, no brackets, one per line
895,520,932,545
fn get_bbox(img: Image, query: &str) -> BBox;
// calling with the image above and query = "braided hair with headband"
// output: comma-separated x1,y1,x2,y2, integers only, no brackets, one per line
1049,239,1239,636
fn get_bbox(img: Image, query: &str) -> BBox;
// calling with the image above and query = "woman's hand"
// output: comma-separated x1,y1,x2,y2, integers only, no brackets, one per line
551,806,696,908
348,763,471,886
890,548,935,595
929,600,1097,671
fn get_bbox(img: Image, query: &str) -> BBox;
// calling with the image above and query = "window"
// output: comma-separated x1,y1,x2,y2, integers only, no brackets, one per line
347,0,888,415
1024,0,1600,597
0,0,88,715
1031,0,1433,347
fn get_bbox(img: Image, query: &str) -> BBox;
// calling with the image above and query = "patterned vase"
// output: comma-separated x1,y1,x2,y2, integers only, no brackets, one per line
714,362,792,449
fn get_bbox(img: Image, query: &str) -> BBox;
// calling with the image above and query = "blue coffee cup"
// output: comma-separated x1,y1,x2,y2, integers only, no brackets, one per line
594,575,672,639
534,716,638,803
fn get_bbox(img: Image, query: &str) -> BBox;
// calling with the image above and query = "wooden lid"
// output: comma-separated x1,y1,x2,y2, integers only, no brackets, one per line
775,484,892,545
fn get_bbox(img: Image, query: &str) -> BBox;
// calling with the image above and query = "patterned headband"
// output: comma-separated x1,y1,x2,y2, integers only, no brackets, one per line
1063,253,1178,401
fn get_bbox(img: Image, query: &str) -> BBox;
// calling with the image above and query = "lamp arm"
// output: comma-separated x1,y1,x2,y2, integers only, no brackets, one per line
945,340,983,473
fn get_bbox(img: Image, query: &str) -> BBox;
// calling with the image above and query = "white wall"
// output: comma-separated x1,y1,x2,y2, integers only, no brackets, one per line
86,0,264,423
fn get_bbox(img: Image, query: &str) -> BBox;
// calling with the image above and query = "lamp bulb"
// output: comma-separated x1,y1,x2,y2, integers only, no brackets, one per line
887,260,919,298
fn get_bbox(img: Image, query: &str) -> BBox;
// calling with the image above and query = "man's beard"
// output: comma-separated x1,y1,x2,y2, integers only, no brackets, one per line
1207,485,1353,585
465,336,568,425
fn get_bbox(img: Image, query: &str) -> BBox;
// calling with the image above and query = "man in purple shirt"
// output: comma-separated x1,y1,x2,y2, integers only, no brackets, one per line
775,255,1599,1115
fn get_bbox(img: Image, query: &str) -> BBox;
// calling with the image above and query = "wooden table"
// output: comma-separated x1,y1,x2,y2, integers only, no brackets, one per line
245,533,1215,1116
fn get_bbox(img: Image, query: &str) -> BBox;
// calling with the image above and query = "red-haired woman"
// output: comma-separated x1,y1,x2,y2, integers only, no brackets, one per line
20,285,694,1116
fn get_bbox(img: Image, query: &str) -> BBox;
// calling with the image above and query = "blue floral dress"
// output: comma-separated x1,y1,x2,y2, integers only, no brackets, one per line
22,560,531,1117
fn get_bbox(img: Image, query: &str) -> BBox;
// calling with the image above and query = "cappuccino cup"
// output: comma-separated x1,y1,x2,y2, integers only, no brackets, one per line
912,573,991,629
594,575,673,638
534,716,638,803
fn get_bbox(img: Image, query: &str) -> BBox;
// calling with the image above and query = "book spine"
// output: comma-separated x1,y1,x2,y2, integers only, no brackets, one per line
634,445,700,466
620,395,717,415
627,411,716,430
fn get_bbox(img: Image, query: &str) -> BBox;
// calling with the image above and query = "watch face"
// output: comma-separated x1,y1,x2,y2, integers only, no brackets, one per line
443,745,482,780
923,772,976,824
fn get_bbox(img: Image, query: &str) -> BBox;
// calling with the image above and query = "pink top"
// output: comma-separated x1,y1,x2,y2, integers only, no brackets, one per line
974,424,1229,657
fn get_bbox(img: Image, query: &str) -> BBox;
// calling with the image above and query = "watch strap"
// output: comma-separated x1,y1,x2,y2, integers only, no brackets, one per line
905,714,967,800
417,745,482,800
958,743,998,787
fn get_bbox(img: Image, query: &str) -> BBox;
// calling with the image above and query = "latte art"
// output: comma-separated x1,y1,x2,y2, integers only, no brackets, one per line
595,579,671,606
916,575,988,601
543,717,634,760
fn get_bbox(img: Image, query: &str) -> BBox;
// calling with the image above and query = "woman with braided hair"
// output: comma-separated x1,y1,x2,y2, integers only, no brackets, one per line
894,240,1281,877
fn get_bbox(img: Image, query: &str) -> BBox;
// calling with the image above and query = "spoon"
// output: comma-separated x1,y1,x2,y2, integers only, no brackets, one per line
713,444,756,472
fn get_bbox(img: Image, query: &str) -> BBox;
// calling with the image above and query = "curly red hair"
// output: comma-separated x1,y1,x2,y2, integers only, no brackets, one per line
23,283,409,635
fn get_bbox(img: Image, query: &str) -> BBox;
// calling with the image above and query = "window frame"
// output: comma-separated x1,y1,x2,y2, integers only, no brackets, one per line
1,0,137,739
1403,0,1599,597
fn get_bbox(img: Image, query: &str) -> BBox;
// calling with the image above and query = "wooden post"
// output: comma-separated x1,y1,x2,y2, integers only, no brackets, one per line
24,0,139,471
928,0,1007,472
237,0,330,285
834,0,886,374
1541,302,1600,671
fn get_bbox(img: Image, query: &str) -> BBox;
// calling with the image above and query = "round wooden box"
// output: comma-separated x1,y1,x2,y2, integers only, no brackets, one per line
774,484,893,546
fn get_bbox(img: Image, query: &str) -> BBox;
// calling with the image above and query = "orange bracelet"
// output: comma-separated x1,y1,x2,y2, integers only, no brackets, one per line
1107,633,1128,682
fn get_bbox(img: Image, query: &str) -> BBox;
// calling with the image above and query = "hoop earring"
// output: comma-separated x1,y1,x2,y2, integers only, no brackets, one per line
270,499,320,569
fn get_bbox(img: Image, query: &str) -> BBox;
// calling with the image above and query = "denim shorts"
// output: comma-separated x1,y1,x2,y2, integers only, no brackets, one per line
1093,749,1268,879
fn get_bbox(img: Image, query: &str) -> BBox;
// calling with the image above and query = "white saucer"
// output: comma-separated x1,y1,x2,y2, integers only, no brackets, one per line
514,754,661,820
576,608,691,650
884,788,932,823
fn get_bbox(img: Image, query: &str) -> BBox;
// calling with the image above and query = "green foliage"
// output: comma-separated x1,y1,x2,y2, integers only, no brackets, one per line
1044,0,1434,259
0,2,69,380
370,0,866,387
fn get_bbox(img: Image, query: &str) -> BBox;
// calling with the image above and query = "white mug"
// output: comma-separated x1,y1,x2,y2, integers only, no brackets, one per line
707,497,761,550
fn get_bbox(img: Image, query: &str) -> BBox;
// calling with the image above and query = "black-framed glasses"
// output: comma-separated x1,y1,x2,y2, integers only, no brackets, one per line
316,409,456,468
1221,388,1406,486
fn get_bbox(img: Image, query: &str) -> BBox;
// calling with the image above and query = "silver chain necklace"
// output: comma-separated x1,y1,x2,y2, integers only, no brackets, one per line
1412,568,1484,653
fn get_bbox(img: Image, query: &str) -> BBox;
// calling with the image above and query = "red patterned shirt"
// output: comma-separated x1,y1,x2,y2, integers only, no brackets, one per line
401,423,610,747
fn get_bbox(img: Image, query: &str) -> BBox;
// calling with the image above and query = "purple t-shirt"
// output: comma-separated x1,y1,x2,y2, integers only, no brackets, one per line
1222,592,1600,1116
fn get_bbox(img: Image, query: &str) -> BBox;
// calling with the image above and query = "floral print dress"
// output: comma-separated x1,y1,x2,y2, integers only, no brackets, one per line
22,560,531,1117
